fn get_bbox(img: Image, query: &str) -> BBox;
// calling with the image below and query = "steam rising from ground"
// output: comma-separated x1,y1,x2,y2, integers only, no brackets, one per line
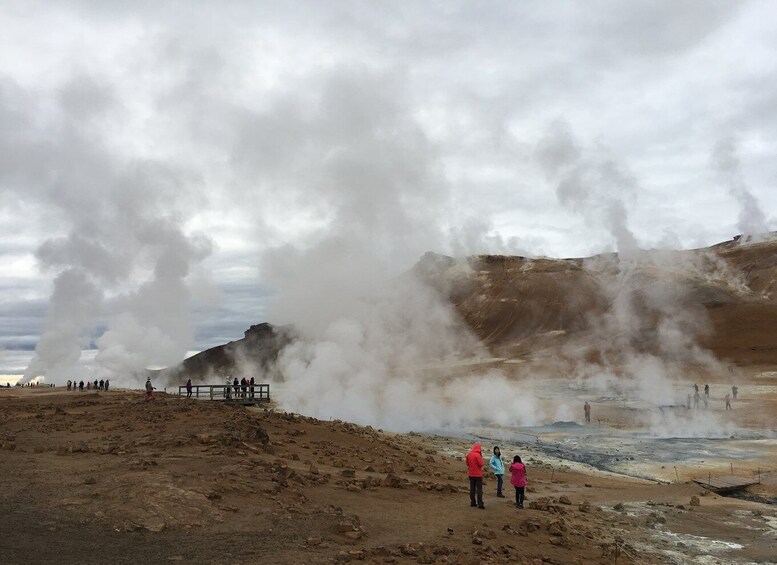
3,5,771,443
258,74,542,431
537,122,745,437
10,82,214,384
713,137,769,240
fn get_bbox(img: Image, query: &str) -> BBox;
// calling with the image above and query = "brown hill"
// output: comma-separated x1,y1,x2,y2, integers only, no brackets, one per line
163,235,777,384
417,235,777,367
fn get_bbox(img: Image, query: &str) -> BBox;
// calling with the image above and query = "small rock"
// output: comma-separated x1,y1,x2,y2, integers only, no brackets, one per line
559,495,572,505
690,496,700,507
383,473,402,488
84,477,97,485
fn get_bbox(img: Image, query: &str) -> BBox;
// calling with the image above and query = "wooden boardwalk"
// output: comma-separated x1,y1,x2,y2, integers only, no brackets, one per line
692,475,759,493
177,384,270,404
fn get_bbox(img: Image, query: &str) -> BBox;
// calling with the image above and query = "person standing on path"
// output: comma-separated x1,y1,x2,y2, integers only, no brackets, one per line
145,377,155,401
509,455,527,509
185,378,193,398
466,443,485,509
584,401,591,423
732,385,738,400
489,446,505,498
725,393,732,410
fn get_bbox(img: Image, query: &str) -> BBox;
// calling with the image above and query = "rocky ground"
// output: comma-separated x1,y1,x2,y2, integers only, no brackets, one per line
1,387,776,564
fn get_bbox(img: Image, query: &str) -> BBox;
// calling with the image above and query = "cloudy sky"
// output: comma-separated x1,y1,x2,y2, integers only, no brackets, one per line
1,0,776,380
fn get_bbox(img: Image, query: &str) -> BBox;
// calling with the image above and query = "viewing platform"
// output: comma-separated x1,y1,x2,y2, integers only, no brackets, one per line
177,383,270,405
692,475,759,494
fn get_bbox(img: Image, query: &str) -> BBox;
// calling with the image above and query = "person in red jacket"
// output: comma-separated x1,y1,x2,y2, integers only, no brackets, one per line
466,443,485,509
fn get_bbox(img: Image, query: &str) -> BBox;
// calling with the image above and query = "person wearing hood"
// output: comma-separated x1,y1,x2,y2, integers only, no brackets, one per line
466,443,485,509
489,446,505,498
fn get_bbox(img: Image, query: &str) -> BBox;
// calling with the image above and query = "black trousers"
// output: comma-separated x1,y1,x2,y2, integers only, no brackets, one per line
469,477,483,507
514,486,525,506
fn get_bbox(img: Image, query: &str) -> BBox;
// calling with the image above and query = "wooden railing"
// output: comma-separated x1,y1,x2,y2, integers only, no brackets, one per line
177,383,270,402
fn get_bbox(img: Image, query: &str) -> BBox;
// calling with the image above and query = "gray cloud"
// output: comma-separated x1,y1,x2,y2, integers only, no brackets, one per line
1,1,776,383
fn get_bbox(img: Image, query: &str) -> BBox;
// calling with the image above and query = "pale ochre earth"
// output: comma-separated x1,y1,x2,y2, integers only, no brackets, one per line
1,384,776,565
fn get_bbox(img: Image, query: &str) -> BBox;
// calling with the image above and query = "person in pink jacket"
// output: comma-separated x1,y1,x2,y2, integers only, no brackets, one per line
465,443,485,509
509,455,527,508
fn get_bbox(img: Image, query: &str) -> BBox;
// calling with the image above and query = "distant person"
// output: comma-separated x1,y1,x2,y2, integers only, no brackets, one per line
725,393,732,410
145,378,155,401
78,380,84,392
249,376,255,399
240,377,247,398
509,455,527,509
732,385,738,400
94,379,98,390
584,401,591,423
233,377,239,398
489,446,505,498
99,379,104,391
86,381,91,390
66,380,72,391
693,391,700,408
104,379,109,392
693,383,699,394
704,384,709,398
225,377,231,399
465,443,485,509
185,379,193,398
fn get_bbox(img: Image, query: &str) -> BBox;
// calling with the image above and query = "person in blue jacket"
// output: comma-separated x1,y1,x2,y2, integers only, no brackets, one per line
489,446,505,498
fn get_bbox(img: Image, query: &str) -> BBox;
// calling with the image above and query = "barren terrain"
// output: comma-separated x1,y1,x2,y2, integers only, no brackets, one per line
2,386,776,565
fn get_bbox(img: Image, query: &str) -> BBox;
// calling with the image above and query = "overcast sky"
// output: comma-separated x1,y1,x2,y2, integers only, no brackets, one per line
1,1,776,379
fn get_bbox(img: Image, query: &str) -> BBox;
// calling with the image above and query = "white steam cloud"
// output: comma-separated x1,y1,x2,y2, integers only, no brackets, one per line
259,70,539,431
538,121,734,433
9,80,214,385
712,136,770,240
